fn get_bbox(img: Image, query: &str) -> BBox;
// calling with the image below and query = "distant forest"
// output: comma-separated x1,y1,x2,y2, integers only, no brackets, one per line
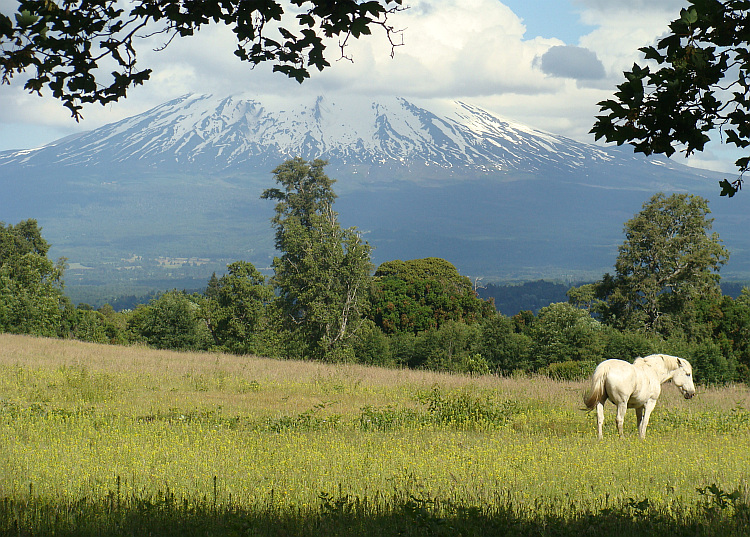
478,280,750,317
477,281,571,316
81,279,750,317
90,281,575,315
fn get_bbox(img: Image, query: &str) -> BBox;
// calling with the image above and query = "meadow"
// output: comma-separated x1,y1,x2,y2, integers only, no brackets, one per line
1,333,749,536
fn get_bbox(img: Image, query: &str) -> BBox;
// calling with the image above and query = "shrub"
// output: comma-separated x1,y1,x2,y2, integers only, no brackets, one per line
544,360,597,381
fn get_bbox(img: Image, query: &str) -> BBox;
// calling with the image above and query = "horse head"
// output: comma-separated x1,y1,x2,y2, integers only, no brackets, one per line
672,358,696,399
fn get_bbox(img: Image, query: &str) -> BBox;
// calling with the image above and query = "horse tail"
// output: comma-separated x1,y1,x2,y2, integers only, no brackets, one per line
583,363,608,410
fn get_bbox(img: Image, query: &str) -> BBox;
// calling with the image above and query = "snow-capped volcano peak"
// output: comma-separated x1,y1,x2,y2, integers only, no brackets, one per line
0,93,618,175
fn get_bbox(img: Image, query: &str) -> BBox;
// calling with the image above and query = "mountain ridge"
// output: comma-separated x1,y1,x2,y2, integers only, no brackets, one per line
0,93,704,180
1,92,747,295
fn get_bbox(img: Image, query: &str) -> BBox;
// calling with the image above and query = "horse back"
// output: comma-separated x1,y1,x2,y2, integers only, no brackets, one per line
605,359,660,407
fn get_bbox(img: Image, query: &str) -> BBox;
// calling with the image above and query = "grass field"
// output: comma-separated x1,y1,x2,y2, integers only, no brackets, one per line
1,333,749,536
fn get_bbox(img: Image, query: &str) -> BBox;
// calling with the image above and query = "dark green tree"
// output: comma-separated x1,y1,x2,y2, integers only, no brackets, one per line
694,291,750,382
0,0,404,119
61,303,125,344
370,257,494,334
0,219,67,336
477,313,532,374
349,319,394,367
599,327,657,363
591,1,750,196
262,158,373,361
127,290,211,351
582,193,729,334
527,302,604,370
0,218,49,261
201,261,274,355
411,321,487,374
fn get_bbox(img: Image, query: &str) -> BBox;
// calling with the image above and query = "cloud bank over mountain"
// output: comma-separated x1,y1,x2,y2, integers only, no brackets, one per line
3,0,737,173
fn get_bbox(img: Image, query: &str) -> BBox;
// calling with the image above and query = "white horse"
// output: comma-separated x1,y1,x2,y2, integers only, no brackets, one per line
583,354,696,439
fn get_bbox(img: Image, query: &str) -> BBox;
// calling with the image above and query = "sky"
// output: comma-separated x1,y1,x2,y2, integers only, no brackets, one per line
0,0,742,173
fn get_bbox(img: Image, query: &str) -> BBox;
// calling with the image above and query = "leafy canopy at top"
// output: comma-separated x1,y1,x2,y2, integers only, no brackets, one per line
0,0,404,120
591,0,750,196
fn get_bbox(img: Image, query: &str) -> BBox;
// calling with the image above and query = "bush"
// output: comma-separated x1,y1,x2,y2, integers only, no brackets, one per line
351,320,394,367
600,328,657,362
528,303,604,370
688,340,737,385
544,360,597,381
477,313,532,374
419,386,522,428
412,321,480,372
127,291,211,351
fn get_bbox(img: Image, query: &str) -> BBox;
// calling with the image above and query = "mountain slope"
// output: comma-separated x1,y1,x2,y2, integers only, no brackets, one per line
0,93,705,180
0,93,746,294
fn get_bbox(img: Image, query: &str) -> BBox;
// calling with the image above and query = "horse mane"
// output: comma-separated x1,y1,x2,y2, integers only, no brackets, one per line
643,353,680,371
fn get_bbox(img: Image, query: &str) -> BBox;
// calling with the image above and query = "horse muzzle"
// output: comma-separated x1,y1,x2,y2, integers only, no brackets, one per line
683,392,695,399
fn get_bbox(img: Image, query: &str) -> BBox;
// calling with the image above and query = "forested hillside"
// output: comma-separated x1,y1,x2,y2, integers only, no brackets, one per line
2,159,749,385
478,281,572,316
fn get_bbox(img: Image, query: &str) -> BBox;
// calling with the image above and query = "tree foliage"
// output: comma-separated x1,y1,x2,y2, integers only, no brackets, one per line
528,302,604,370
370,257,494,334
591,0,750,196
0,0,404,119
476,313,532,374
582,193,728,334
262,158,373,361
200,261,274,355
0,219,66,337
127,290,211,351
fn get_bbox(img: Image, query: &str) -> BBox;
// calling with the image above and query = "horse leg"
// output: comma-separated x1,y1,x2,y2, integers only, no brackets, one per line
615,402,627,438
596,402,605,440
638,400,657,439
635,406,644,434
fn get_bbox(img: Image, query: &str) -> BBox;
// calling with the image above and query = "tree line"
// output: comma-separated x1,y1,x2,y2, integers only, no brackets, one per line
2,158,748,385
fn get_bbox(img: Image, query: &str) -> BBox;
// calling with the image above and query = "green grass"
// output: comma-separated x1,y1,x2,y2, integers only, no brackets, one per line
1,334,749,536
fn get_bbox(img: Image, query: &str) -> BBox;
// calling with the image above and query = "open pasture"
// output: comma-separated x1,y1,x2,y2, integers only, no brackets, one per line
1,333,749,536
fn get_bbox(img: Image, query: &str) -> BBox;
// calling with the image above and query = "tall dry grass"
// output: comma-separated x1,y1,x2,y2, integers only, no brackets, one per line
3,332,747,416
2,334,750,536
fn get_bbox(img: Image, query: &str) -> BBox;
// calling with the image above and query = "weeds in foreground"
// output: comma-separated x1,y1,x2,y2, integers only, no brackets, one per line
2,483,748,537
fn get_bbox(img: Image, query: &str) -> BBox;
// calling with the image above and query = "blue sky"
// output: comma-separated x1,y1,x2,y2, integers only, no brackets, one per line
0,0,740,173
502,0,593,43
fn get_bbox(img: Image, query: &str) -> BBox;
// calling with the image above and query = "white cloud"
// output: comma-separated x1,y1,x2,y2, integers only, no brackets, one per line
306,0,563,98
576,2,681,78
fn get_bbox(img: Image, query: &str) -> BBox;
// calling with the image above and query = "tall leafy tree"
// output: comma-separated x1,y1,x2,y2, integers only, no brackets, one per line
477,313,532,374
0,1,404,119
693,291,750,382
0,218,50,265
370,257,494,334
0,219,66,336
201,261,274,355
591,1,750,196
261,158,373,361
591,193,728,333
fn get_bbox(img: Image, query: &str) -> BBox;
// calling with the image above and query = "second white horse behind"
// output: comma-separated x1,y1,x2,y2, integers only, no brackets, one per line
583,354,696,439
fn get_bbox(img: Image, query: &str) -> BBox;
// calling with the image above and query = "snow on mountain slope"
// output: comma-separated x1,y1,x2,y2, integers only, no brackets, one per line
0,93,628,175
